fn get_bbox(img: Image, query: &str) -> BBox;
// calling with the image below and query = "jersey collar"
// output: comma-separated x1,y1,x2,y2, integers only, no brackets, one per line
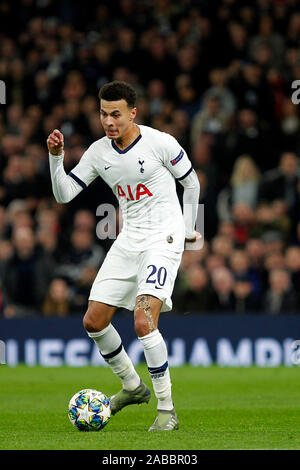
111,133,142,154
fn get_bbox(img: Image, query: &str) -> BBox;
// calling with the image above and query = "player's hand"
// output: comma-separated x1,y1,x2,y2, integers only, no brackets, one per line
184,231,203,251
47,129,64,156
185,231,202,243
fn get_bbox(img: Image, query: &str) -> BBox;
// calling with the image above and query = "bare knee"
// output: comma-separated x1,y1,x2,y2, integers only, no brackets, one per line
83,310,101,333
83,301,115,333
134,294,161,337
134,309,152,337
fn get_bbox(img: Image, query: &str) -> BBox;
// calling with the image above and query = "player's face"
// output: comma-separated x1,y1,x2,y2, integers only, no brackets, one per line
100,99,136,140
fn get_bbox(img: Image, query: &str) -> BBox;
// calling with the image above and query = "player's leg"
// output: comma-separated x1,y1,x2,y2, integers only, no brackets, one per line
134,294,179,431
86,242,152,414
133,249,183,430
83,300,141,394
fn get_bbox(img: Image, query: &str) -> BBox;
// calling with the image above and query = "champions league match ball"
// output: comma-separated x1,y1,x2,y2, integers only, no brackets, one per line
68,389,111,431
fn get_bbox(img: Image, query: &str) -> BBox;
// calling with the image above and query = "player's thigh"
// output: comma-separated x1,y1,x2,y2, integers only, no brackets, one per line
89,242,138,310
134,249,182,335
137,249,182,310
83,300,117,333
93,242,136,282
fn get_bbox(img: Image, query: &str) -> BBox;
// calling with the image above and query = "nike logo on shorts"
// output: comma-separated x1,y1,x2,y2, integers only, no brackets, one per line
104,166,111,170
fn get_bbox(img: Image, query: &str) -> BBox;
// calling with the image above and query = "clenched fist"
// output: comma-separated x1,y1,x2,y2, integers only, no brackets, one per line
47,129,64,156
185,231,202,243
185,231,203,251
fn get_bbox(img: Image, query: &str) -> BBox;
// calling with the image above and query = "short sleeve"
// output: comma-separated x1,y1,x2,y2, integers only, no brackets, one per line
160,132,193,181
68,144,99,189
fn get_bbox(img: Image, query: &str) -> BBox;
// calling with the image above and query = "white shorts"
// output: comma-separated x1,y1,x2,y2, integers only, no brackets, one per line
89,241,183,312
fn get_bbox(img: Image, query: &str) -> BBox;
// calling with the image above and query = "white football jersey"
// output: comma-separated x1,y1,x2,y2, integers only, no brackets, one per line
68,125,193,252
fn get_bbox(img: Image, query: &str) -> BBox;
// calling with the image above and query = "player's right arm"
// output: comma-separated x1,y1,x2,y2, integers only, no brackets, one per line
47,129,98,204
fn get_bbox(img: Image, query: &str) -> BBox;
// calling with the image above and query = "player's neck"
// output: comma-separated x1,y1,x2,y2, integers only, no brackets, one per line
114,124,140,150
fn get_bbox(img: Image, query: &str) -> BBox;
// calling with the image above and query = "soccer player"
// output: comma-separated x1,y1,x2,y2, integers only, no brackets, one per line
47,81,200,431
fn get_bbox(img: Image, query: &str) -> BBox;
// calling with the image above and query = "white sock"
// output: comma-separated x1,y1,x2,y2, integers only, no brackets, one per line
139,329,173,411
87,324,140,391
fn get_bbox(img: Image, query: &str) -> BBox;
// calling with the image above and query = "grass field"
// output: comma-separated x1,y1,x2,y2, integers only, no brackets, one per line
0,365,299,450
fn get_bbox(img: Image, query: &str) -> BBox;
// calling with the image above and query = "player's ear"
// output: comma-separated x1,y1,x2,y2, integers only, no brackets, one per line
130,107,137,121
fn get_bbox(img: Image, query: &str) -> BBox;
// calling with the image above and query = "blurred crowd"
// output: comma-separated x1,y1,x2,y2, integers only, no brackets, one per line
1,0,300,316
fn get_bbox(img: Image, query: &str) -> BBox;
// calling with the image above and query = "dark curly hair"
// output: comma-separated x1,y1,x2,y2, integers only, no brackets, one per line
98,81,137,108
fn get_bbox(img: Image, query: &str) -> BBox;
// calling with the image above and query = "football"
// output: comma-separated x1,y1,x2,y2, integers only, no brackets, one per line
68,389,111,431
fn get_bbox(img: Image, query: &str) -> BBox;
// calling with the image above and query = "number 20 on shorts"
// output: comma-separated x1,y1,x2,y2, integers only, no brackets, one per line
146,265,167,288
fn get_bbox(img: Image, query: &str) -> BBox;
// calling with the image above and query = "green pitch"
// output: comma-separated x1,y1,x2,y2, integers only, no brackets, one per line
0,365,299,450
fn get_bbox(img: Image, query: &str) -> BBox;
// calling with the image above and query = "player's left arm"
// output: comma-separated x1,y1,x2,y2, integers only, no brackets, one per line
178,169,201,242
160,133,200,242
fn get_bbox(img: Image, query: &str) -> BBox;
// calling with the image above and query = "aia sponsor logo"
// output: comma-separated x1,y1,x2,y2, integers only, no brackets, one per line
117,184,153,201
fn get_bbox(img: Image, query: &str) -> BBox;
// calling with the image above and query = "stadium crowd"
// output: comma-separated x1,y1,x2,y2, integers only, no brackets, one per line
1,0,300,316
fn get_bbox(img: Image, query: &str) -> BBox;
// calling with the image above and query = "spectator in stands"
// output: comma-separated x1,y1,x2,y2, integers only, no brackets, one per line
205,252,225,276
249,14,285,69
251,202,287,245
280,98,300,152
258,152,300,210
0,154,24,205
217,154,260,221
171,109,190,152
191,95,229,146
261,250,286,292
245,238,266,269
217,220,235,240
36,227,59,261
174,264,213,313
229,155,261,209
210,266,235,312
2,227,53,316
229,249,250,278
226,108,266,171
233,273,261,313
245,237,265,297
0,239,14,281
201,68,236,118
42,278,70,317
6,104,23,135
147,79,166,117
55,228,105,285
0,206,7,238
284,246,300,293
4,199,34,240
175,78,201,122
263,268,299,314
31,69,54,112
231,202,256,246
36,207,60,234
70,266,98,313
229,63,275,124
73,209,96,232
211,234,233,262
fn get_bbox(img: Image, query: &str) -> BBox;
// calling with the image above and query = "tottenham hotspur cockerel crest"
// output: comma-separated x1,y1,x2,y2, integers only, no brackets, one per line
138,160,145,173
